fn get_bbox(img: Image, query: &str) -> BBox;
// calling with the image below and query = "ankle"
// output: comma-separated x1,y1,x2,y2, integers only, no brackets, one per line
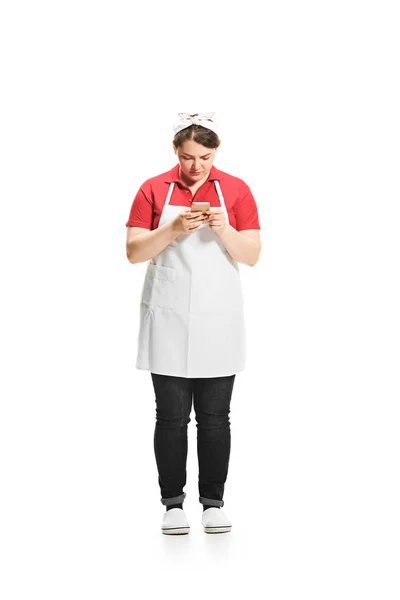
166,503,183,511
203,505,220,511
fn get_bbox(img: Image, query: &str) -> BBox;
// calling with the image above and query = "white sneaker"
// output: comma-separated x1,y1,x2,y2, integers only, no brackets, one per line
202,507,232,534
161,508,190,535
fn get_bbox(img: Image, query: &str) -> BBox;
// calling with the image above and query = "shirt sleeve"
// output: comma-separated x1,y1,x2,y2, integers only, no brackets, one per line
235,181,261,231
125,183,154,229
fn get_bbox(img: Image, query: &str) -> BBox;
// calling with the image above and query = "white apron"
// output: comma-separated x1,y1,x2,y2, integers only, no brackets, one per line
135,179,246,378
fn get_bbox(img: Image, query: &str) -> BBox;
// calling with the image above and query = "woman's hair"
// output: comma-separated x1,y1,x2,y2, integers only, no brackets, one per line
173,124,221,150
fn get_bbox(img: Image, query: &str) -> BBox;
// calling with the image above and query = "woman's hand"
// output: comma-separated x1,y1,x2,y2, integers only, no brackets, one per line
206,208,229,236
172,210,209,235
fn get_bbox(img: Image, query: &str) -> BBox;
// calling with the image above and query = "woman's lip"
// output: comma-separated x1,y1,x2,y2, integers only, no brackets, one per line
191,171,201,175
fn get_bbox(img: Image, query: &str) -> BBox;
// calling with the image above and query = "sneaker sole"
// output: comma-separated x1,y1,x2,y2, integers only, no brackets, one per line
162,527,190,535
203,526,232,534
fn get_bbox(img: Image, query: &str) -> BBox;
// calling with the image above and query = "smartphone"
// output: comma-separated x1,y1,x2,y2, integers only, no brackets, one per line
191,201,210,213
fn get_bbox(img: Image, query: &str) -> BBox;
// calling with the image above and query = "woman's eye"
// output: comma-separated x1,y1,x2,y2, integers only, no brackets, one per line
181,156,211,160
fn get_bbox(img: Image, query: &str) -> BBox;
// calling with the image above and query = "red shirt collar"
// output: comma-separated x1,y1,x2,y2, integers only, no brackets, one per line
164,164,220,184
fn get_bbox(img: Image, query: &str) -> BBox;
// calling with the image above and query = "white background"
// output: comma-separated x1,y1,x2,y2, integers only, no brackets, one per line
1,1,399,598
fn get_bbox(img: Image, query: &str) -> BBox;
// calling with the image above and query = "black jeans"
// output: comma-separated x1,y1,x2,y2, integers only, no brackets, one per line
151,373,236,508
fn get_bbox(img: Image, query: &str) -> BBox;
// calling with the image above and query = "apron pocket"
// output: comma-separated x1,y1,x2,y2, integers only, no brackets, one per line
141,263,176,309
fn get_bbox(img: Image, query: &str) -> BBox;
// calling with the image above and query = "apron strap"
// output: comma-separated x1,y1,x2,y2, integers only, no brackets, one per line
165,182,175,204
214,180,227,213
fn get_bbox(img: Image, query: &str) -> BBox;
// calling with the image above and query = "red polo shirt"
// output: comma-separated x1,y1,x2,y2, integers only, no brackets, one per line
125,164,260,231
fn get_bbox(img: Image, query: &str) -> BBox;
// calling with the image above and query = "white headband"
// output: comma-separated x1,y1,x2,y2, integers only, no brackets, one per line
173,112,218,135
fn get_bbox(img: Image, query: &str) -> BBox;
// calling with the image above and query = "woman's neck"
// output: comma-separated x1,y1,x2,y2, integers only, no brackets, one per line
179,167,210,190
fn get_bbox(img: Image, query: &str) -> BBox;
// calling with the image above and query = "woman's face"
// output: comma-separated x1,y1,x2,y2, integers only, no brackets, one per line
176,139,216,184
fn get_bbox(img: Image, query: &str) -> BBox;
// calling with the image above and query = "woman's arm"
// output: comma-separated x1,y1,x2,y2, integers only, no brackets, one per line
218,227,261,266
126,222,181,264
126,211,206,263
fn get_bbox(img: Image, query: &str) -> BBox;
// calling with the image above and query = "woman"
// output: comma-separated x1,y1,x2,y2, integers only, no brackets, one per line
125,112,261,535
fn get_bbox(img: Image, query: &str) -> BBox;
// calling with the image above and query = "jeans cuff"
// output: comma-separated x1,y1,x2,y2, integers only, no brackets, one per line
160,492,186,506
199,496,224,508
